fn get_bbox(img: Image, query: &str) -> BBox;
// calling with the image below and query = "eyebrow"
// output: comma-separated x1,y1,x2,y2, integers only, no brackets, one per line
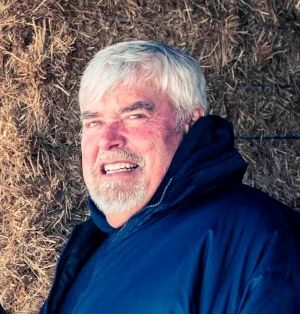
120,101,155,113
80,102,156,120
80,111,100,120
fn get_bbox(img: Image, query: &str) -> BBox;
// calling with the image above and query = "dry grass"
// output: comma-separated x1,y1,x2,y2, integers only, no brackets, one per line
0,0,299,312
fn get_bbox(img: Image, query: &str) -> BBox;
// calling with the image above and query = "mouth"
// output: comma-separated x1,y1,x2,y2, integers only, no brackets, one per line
101,162,139,175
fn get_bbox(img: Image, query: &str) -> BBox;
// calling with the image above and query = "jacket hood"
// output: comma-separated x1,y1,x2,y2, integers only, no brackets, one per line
148,115,247,206
89,115,247,234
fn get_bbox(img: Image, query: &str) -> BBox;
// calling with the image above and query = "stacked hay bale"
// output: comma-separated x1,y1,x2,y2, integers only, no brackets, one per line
0,0,299,312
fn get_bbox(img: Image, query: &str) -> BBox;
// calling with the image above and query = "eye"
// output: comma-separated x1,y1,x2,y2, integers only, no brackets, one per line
127,113,147,120
86,120,102,128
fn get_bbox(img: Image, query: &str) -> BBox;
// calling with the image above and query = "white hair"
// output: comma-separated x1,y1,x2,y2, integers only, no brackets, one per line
79,40,208,121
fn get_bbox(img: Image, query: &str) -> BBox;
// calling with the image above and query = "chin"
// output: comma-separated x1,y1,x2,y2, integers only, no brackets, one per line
88,179,147,215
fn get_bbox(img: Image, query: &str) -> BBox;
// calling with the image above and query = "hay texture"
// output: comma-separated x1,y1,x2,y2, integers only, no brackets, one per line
0,0,299,312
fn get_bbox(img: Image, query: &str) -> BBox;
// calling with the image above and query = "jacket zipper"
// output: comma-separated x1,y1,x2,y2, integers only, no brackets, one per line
111,177,173,245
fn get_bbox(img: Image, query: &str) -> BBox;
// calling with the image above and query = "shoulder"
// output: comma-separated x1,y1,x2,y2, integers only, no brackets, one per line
182,183,300,255
201,184,295,232
187,184,300,271
229,185,299,238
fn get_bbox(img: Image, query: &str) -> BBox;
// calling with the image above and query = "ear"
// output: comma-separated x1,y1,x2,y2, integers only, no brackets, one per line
184,107,204,133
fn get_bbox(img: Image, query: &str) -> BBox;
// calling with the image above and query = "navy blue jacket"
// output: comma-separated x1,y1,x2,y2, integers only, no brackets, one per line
41,116,300,313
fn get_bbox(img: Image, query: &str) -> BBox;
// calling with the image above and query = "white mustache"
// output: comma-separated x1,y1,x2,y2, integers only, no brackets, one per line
97,149,143,163
91,149,145,175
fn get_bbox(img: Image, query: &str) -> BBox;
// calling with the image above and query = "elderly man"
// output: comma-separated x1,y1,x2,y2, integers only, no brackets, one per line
41,41,300,313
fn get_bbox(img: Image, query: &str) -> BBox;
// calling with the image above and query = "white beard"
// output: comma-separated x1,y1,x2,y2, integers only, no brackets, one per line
88,176,146,214
86,148,146,214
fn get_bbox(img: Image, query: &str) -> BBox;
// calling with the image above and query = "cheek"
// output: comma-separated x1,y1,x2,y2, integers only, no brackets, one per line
134,126,182,164
125,125,152,145
81,136,98,167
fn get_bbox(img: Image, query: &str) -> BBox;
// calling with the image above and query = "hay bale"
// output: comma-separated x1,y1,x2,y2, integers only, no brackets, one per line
0,0,299,312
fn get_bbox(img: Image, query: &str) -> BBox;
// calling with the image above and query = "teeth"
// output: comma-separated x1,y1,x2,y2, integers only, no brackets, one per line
104,163,138,174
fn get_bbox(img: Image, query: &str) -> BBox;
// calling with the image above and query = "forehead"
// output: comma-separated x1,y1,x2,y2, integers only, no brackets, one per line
81,82,174,114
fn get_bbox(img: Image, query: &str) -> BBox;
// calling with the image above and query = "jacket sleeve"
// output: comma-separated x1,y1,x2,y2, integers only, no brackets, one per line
237,270,300,314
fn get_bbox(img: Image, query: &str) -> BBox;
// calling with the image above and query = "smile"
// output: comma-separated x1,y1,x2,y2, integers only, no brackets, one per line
103,162,139,174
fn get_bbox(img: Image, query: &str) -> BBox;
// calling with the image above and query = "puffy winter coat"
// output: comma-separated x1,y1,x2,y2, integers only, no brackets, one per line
40,116,300,313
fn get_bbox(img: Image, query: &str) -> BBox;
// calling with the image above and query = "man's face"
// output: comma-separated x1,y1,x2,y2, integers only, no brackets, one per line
81,82,184,219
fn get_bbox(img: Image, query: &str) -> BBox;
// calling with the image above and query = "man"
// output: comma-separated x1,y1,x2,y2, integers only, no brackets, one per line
41,41,300,313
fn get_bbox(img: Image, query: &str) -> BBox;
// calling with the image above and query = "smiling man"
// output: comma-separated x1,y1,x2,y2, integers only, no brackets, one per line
41,41,300,314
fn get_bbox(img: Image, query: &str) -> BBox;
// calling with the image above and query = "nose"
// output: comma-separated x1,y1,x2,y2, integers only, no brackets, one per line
97,122,127,151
